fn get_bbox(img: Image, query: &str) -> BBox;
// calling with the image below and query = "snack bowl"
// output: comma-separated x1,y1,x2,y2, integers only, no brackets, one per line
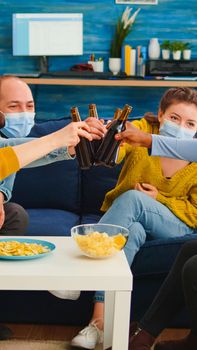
71,223,129,259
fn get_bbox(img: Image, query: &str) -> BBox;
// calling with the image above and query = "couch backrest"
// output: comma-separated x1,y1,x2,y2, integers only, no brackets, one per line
12,160,81,212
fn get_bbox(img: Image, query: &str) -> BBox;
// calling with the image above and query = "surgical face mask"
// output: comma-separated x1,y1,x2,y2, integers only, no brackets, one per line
159,119,196,139
0,111,35,138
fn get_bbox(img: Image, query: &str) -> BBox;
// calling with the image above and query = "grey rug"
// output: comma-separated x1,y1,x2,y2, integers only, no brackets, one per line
0,340,70,350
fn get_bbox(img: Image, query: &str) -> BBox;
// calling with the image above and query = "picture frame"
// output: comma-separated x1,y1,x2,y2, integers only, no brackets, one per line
115,0,158,4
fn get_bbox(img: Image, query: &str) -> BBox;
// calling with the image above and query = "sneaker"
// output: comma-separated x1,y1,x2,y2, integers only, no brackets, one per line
48,290,81,300
71,320,104,349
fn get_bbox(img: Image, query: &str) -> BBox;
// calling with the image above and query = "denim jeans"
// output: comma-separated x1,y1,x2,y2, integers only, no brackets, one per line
94,190,195,302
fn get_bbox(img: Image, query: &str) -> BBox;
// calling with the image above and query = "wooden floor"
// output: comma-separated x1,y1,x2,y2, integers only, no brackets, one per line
5,323,190,343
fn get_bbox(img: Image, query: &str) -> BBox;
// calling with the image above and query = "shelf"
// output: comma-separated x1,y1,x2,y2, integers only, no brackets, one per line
22,77,197,88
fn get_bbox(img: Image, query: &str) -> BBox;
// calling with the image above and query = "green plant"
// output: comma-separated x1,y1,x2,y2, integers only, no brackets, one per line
110,7,140,58
182,42,192,50
160,40,171,50
170,41,185,52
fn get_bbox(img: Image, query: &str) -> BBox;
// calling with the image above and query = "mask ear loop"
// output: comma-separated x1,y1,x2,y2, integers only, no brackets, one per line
0,111,5,128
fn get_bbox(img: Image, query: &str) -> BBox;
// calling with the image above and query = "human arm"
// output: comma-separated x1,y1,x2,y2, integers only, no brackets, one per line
0,121,92,180
12,121,92,169
151,135,197,162
0,192,5,228
115,122,197,162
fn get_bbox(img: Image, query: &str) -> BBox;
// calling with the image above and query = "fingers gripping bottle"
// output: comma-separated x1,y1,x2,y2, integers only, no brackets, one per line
95,104,132,167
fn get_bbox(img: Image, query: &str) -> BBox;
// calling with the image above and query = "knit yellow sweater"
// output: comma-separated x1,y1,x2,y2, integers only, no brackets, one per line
101,118,197,228
0,147,20,180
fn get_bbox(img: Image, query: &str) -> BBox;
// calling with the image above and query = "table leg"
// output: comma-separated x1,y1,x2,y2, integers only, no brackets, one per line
103,290,131,350
103,291,115,349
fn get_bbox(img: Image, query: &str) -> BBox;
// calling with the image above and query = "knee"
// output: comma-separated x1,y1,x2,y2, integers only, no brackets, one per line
5,202,29,234
179,240,197,260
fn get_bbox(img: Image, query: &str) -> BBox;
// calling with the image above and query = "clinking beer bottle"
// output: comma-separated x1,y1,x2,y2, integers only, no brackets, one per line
106,107,122,130
89,103,102,154
70,107,94,169
88,103,101,154
94,107,122,166
95,104,132,167
89,103,99,119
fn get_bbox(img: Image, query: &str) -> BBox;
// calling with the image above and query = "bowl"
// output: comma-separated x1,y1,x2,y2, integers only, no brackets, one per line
71,223,129,259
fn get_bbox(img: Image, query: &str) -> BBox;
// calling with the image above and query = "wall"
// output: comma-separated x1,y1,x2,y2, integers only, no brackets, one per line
0,0,196,120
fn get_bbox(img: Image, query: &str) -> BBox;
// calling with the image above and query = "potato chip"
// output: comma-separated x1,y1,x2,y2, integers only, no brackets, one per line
0,241,50,256
74,231,127,258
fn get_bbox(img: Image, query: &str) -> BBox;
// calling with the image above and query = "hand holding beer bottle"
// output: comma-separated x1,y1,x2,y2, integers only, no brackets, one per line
95,104,132,167
71,107,94,169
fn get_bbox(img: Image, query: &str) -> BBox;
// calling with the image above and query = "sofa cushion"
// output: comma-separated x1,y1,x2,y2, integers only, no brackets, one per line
81,164,122,215
80,213,102,224
132,234,197,277
26,209,80,236
12,160,81,212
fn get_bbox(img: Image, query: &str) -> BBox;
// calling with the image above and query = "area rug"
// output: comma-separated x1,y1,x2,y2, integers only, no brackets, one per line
0,340,70,350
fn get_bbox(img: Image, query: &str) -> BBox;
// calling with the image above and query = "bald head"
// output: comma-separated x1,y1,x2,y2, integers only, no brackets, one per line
0,76,35,115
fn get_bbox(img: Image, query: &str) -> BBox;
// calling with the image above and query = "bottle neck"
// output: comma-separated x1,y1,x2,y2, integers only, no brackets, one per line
71,107,81,122
113,108,122,120
118,105,132,123
89,104,98,119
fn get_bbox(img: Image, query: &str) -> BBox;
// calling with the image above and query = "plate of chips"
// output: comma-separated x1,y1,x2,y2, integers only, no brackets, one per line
0,238,56,260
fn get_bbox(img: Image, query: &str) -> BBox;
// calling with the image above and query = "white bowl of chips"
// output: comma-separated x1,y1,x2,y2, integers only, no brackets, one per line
71,223,129,259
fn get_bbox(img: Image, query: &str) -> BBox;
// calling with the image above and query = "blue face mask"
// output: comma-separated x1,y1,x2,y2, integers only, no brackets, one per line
1,111,35,138
159,119,196,139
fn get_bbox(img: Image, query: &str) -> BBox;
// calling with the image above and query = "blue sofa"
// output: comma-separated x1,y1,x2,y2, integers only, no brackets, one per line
0,119,195,328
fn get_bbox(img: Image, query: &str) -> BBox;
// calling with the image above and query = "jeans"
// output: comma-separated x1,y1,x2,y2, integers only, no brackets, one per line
94,190,195,302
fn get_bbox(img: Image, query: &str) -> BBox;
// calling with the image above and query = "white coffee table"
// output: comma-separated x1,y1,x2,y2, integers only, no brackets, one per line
0,236,132,350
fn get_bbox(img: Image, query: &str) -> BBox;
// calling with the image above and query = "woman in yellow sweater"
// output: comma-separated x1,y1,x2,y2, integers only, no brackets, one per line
71,87,197,349
0,120,92,181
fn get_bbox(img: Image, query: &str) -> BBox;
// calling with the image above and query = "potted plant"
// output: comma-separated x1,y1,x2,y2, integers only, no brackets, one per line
160,40,171,60
109,6,140,75
182,42,192,60
170,41,184,60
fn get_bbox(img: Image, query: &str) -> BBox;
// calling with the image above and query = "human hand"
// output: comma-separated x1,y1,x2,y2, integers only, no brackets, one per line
115,122,152,148
135,183,158,199
56,121,93,149
85,117,106,140
0,193,5,229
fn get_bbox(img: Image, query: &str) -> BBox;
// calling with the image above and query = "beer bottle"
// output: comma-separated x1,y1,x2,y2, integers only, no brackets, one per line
106,108,122,130
88,103,102,155
95,104,132,167
89,103,99,119
94,107,122,166
70,106,94,169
